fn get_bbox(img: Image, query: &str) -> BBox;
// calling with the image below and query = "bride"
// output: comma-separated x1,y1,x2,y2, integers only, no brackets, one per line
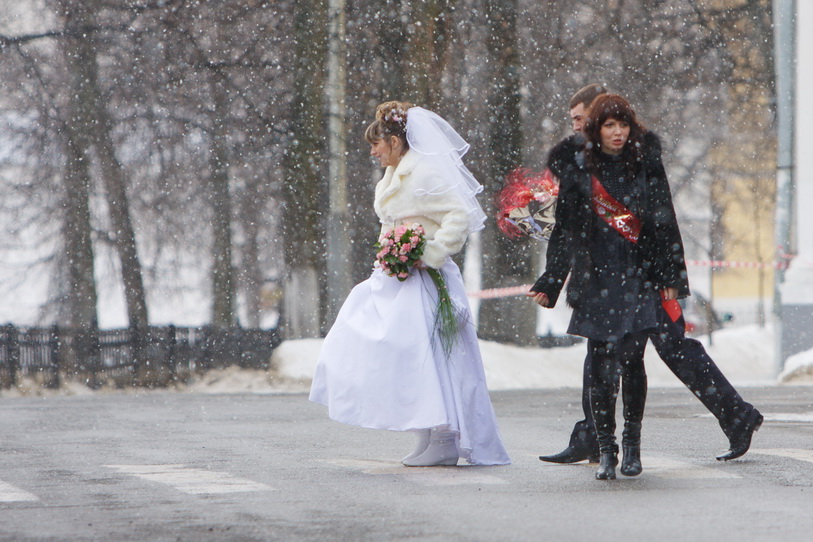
309,101,511,467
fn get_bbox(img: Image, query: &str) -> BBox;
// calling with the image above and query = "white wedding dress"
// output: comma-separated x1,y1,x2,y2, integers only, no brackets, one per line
309,259,511,466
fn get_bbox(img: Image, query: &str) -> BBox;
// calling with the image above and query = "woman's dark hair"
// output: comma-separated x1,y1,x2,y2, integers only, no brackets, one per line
364,100,414,146
583,94,647,176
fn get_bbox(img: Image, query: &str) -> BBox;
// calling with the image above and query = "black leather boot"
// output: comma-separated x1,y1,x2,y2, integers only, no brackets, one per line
590,385,618,480
596,444,619,480
620,421,642,476
717,409,764,461
620,360,646,477
539,446,599,464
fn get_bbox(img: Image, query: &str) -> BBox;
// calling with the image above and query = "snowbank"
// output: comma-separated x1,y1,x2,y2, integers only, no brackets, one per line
272,323,794,392
3,324,808,398
779,347,813,385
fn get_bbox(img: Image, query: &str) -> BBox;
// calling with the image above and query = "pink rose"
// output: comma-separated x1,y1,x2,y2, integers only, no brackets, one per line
399,255,408,262
398,271,409,279
394,225,408,237
410,235,420,245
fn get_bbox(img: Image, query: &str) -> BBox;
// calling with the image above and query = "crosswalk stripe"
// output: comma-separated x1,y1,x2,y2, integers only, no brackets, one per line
750,448,813,464
0,480,39,502
641,456,742,479
322,458,509,486
104,464,273,495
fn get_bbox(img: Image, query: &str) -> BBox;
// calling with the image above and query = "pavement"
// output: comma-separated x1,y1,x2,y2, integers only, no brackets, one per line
1,385,812,541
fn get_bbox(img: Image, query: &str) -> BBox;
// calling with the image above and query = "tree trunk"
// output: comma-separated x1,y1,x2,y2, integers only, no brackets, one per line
209,70,237,329
477,0,537,346
282,0,327,339
238,193,264,329
58,1,100,332
403,0,451,110
325,0,352,327
58,1,102,382
60,127,99,331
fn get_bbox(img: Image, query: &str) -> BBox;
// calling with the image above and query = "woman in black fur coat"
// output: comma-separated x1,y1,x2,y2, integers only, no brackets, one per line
529,94,689,480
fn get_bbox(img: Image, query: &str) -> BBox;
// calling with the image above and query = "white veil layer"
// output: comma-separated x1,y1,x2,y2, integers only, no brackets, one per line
405,107,487,234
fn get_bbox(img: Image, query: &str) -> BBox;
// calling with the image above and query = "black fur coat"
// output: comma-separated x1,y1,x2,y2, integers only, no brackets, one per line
531,131,690,309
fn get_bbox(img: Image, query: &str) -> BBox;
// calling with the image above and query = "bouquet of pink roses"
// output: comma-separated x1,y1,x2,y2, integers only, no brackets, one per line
375,223,427,281
375,223,459,358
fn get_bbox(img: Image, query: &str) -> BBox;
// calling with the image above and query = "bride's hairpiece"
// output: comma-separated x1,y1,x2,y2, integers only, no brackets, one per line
385,107,407,126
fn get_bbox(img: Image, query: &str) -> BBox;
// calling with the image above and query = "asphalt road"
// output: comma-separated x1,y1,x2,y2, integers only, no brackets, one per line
1,385,812,541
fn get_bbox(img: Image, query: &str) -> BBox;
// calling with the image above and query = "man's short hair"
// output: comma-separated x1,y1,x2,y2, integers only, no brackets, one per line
569,83,608,110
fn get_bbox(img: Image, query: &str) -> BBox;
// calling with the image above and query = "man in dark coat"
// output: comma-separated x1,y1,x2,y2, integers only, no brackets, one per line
535,88,763,464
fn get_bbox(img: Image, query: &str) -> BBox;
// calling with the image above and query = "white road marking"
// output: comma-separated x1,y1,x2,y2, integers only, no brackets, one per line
762,412,813,423
750,448,813,464
638,456,742,479
104,464,273,495
0,480,39,502
323,458,509,486
700,411,813,423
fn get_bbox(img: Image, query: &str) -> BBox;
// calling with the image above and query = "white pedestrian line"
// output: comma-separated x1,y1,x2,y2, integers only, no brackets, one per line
701,411,813,423
0,480,39,502
104,464,274,495
750,448,813,464
643,456,742,479
762,412,813,423
323,458,509,486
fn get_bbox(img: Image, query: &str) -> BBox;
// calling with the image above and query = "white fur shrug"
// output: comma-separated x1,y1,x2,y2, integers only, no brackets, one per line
374,150,470,269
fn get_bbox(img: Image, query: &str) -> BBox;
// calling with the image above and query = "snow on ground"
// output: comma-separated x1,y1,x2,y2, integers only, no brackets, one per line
269,323,803,393
3,323,810,398
779,347,813,385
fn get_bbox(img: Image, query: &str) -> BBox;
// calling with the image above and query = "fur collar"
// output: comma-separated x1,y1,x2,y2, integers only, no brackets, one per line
376,150,419,203
547,131,663,174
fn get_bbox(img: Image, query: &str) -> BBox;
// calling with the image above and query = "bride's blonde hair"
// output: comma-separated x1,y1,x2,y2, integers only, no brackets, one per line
364,100,414,145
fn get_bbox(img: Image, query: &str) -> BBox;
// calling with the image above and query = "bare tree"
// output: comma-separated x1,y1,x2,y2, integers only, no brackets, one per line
282,0,328,338
477,0,536,345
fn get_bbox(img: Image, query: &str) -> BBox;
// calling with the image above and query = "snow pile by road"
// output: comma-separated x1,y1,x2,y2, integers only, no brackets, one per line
2,323,809,398
271,323,805,392
780,348,813,385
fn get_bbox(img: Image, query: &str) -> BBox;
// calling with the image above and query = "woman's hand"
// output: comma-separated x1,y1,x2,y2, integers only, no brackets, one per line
660,287,678,301
526,291,550,307
414,259,427,270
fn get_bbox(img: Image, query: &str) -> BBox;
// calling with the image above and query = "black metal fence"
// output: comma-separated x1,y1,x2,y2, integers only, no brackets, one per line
0,324,281,390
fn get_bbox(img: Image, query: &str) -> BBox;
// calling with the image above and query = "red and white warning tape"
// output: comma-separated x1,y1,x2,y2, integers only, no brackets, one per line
468,256,797,299
684,259,789,269
469,285,533,299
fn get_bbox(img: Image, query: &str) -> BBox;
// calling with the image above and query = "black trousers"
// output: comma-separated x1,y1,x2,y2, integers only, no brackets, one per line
568,302,758,452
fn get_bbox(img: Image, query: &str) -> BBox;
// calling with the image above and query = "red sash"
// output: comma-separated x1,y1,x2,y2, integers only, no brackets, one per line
591,176,641,244
591,176,682,323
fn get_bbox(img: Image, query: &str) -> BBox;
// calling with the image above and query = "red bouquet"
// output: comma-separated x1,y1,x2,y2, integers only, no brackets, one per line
496,168,559,240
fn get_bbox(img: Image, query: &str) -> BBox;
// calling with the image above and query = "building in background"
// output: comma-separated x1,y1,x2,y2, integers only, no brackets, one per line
779,0,813,367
